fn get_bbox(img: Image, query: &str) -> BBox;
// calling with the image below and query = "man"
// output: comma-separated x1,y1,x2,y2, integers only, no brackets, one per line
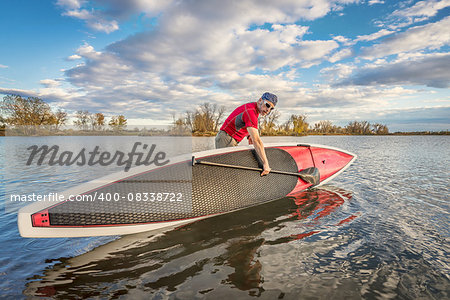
215,92,277,176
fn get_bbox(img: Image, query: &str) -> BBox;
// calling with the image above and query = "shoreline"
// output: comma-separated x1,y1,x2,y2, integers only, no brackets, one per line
1,130,448,137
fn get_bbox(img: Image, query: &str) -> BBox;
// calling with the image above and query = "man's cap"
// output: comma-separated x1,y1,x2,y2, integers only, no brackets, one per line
261,92,278,106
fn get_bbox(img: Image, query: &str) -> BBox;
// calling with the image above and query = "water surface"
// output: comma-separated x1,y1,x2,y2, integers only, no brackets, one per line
0,136,448,299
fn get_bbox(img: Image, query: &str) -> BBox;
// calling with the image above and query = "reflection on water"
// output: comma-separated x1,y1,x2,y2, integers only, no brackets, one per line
25,187,358,298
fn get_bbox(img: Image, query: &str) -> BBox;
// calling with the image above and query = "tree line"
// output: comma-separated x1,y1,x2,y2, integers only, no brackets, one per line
0,95,127,133
4,96,446,136
173,102,390,135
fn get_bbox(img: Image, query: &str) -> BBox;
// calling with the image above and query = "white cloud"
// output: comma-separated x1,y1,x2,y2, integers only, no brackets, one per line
321,63,356,82
361,16,450,59
0,85,85,106
271,24,309,44
333,35,351,44
63,8,91,20
386,0,450,29
329,48,353,63
393,0,450,20
0,64,8,69
62,8,119,33
56,0,180,33
0,88,37,98
368,0,384,5
67,54,82,61
75,43,102,59
88,19,119,33
355,29,395,42
56,0,82,10
40,79,61,88
58,2,118,33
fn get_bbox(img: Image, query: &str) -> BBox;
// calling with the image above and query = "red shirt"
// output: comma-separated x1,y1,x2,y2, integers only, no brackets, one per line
220,102,259,142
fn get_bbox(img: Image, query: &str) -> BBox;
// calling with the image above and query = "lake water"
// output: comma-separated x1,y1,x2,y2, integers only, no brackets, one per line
0,135,449,299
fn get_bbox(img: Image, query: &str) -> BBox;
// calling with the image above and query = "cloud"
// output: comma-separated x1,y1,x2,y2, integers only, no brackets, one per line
390,0,450,28
0,64,8,69
329,48,353,63
294,91,449,131
56,0,124,33
67,54,82,61
355,29,395,42
61,8,119,33
338,53,450,88
87,19,119,33
56,0,187,33
374,105,450,123
54,0,356,120
56,0,82,10
333,35,351,44
40,79,62,88
371,106,450,131
320,63,356,81
75,43,102,59
368,0,384,5
0,82,85,104
361,16,450,59
0,88,38,98
277,85,434,129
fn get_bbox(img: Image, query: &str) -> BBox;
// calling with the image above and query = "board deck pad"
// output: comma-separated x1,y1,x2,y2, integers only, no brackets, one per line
45,148,298,226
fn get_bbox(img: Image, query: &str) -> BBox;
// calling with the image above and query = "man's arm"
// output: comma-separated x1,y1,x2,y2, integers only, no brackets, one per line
247,127,271,176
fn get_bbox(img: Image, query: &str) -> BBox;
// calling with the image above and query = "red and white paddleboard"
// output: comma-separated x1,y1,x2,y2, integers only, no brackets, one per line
18,143,356,238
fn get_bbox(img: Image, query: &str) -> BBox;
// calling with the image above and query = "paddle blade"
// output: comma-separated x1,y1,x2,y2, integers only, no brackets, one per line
299,167,320,185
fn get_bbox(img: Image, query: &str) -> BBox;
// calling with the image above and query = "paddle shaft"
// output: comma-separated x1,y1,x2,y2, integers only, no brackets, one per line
194,159,305,178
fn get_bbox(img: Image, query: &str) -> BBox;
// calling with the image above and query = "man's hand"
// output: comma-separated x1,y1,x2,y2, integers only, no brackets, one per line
261,163,271,176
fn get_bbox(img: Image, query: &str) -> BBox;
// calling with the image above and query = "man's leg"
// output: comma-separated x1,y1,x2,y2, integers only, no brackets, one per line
215,130,238,148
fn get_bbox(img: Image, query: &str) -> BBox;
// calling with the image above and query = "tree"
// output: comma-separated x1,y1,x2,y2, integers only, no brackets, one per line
372,123,389,135
109,115,127,131
311,120,345,134
290,114,309,135
0,95,54,126
95,113,105,130
184,103,226,134
345,121,373,135
171,113,190,135
278,118,292,134
89,113,105,131
213,105,226,132
53,109,68,130
260,109,280,135
73,110,90,131
313,120,333,134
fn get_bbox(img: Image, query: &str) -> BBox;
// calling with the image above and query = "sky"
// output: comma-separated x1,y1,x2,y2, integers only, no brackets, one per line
0,0,449,132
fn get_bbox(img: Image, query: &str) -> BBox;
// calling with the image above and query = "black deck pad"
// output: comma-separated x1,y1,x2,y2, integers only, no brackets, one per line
47,148,298,226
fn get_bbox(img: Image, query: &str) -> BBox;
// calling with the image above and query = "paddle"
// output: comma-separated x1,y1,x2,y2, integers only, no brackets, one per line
192,157,320,185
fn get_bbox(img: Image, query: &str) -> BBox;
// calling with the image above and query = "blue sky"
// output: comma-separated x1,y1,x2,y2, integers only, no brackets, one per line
0,0,449,131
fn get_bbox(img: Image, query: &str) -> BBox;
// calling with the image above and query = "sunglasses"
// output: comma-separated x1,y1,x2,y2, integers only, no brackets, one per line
264,101,274,112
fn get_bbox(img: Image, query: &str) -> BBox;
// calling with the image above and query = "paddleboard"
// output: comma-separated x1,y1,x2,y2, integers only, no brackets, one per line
18,143,356,237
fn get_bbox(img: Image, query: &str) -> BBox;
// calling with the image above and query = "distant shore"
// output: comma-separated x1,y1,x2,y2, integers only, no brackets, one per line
1,128,448,137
